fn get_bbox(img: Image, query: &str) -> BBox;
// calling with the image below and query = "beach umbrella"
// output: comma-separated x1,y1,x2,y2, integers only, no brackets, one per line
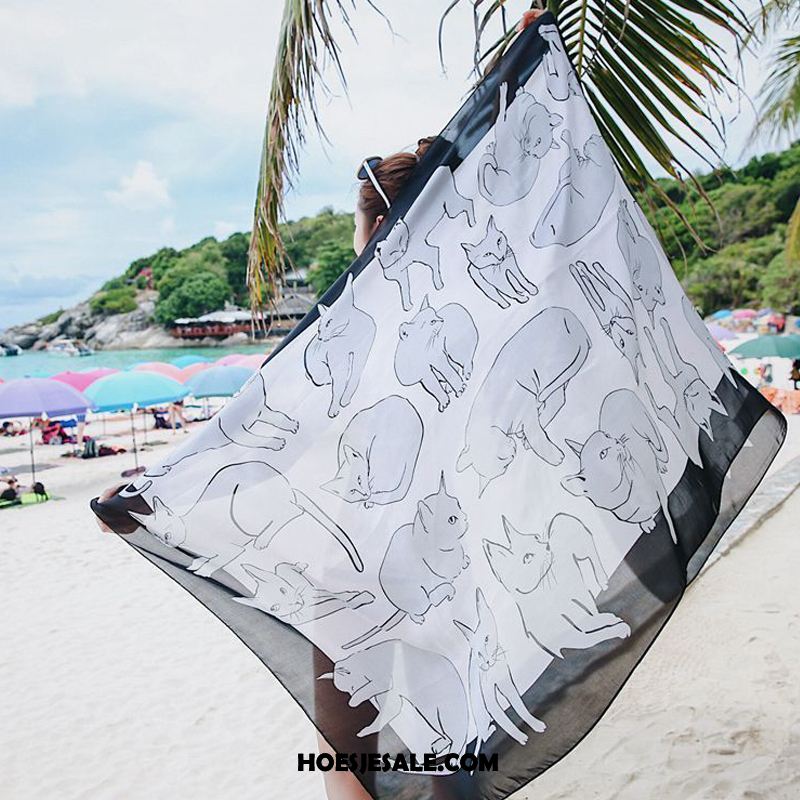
179,362,211,382
733,308,758,319
236,353,269,370
133,361,184,381
0,377,90,482
215,353,246,366
186,365,253,399
705,322,735,341
729,334,800,359
85,372,188,473
51,368,118,393
171,354,210,368
711,309,732,319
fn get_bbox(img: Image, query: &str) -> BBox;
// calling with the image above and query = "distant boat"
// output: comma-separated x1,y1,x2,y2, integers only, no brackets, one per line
0,343,21,357
46,338,94,357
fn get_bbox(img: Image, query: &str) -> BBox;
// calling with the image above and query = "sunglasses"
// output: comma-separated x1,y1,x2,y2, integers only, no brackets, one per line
357,156,391,210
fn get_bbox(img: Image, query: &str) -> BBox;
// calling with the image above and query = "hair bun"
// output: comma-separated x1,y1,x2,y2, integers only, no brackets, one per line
415,136,436,159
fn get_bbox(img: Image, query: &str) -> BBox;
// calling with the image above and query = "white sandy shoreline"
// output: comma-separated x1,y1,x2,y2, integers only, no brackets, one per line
1,415,798,799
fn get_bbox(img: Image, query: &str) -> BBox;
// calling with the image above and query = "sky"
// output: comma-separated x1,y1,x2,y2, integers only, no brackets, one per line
0,0,791,329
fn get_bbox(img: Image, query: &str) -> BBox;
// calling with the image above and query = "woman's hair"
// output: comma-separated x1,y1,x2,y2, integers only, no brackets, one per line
357,137,436,224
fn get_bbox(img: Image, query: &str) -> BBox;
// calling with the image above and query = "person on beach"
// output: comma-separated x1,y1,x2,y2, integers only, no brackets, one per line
97,9,546,799
1,475,22,501
791,359,800,391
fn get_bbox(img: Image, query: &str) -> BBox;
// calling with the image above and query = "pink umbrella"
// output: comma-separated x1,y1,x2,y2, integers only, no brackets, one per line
179,362,212,382
51,368,118,393
215,354,246,366
733,309,758,319
236,353,268,370
133,362,184,381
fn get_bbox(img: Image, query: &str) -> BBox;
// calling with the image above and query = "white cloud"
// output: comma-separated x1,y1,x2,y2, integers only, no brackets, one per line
213,220,239,240
106,160,170,210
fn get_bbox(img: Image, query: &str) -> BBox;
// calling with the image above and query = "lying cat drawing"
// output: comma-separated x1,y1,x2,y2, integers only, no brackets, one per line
342,473,469,650
142,370,299,478
530,132,615,248
304,273,377,418
319,639,469,757
128,460,364,577
540,24,580,102
454,588,546,748
461,217,539,308
375,166,475,311
457,306,591,495
477,82,563,206
232,561,374,625
569,259,645,384
394,296,478,411
644,318,727,466
561,388,677,543
484,514,630,657
616,199,665,326
322,395,423,508
682,295,738,387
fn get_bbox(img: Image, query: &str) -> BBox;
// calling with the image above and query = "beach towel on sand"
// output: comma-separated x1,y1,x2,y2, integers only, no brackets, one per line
92,14,786,799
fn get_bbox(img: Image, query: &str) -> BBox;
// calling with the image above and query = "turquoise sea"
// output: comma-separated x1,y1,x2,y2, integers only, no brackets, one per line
0,345,272,381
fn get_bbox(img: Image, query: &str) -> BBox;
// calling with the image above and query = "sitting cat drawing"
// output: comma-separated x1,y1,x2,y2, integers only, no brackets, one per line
128,460,364,578
304,272,377,418
461,217,539,308
477,82,563,206
457,306,591,494
394,296,478,411
322,395,423,508
319,639,469,757
569,259,645,383
644,318,727,466
454,588,546,748
616,199,665,326
484,514,630,658
232,561,374,625
530,132,615,248
374,166,475,311
141,370,299,478
561,388,677,543
342,473,469,650
682,295,738,387
540,24,580,102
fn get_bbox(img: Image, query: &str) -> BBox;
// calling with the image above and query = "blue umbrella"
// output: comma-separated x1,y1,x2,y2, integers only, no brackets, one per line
170,354,210,368
85,372,188,472
711,309,733,319
0,377,90,481
186,365,253,399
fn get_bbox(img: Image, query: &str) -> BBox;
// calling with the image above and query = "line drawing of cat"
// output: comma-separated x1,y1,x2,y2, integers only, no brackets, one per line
561,388,677,543
457,307,591,495
127,460,364,577
477,82,563,206
461,217,539,308
342,473,469,650
569,259,646,383
483,514,631,657
374,166,475,311
454,588,546,748
530,132,615,248
304,273,377,418
539,24,580,102
232,561,374,624
322,395,423,508
139,371,299,478
682,295,738,387
616,199,666,326
318,638,469,757
644,318,728,466
394,296,478,411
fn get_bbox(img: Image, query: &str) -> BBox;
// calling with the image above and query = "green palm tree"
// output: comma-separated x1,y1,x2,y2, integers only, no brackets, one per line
246,0,753,310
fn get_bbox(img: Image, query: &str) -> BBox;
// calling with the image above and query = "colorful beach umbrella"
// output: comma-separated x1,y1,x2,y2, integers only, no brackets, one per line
733,308,758,319
51,368,118,393
185,365,253,398
710,309,733,319
215,353,246,366
235,353,269,370
132,361,184,382
171,354,210,368
729,334,800,359
705,323,735,342
179,362,211,382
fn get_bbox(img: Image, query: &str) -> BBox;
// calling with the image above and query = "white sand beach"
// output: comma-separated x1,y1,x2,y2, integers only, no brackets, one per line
1,414,799,800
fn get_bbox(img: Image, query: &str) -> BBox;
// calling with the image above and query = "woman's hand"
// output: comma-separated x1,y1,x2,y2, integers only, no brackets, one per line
95,482,127,533
517,8,547,32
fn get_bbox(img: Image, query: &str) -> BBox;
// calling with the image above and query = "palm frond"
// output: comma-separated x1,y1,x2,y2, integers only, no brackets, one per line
753,34,800,142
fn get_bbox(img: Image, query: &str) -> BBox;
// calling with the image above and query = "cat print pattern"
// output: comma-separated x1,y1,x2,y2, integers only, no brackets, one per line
461,217,539,308
322,395,423,507
682,295,738,387
394,296,478,411
484,514,630,657
304,273,377,418
539,24,580,102
457,306,591,495
477,82,563,206
561,389,677,543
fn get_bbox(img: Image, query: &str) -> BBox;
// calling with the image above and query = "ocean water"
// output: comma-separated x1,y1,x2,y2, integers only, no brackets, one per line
0,345,272,381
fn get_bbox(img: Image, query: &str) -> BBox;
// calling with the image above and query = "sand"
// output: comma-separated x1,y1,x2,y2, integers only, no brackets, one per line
1,412,798,800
